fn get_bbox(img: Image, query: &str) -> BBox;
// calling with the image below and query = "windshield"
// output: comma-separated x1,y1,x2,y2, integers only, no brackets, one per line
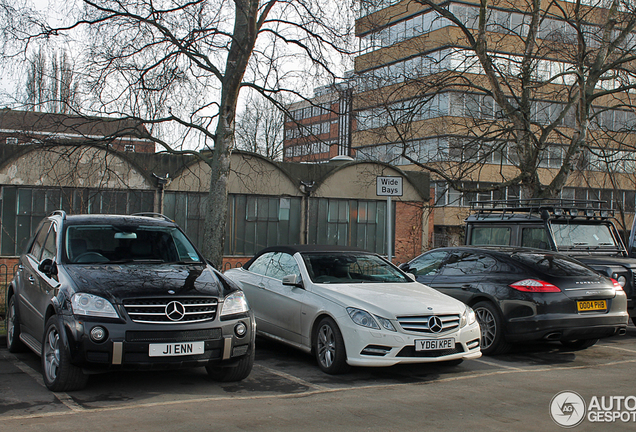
64,224,202,264
551,223,618,248
302,252,410,284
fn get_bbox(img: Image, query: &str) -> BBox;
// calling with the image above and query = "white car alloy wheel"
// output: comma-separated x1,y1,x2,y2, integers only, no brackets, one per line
314,317,349,374
318,324,336,367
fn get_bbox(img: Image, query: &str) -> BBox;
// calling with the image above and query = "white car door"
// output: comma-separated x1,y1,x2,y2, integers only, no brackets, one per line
234,253,278,336
258,252,306,345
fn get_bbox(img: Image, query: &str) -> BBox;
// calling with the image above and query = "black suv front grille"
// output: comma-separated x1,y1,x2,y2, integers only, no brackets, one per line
125,329,223,343
123,297,218,324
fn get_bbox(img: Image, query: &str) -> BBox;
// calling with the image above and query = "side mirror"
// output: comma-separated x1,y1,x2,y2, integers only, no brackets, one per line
38,259,58,277
282,274,303,288
406,272,416,282
398,263,410,271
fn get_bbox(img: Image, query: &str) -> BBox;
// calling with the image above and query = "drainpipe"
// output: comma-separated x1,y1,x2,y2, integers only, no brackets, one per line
299,181,315,244
153,173,170,214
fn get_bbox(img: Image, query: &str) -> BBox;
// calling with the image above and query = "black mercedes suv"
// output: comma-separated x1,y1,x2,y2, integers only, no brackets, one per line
5,211,255,391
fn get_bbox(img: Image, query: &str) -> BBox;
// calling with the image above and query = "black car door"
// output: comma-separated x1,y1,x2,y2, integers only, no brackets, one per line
18,221,51,337
427,251,497,304
32,222,60,338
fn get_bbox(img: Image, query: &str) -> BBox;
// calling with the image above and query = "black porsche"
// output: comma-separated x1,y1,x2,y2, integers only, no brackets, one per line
400,247,628,355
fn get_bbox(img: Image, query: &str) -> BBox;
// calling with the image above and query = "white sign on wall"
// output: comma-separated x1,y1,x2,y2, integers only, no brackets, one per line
376,176,403,197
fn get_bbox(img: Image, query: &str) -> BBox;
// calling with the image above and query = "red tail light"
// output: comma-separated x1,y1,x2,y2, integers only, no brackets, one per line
509,279,561,292
610,278,624,291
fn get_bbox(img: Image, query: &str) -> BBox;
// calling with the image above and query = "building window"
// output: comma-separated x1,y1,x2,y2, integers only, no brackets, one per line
222,194,302,256
6,137,18,145
124,144,135,152
0,186,154,256
307,198,391,255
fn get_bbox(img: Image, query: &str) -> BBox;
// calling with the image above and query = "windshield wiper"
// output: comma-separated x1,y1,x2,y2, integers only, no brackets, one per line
109,258,165,264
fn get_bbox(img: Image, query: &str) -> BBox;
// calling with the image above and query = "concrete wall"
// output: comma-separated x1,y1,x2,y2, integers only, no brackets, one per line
1,145,432,268
0,145,152,189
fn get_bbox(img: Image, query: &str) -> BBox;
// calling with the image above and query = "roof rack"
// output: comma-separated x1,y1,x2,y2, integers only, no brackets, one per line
469,199,614,220
130,212,174,222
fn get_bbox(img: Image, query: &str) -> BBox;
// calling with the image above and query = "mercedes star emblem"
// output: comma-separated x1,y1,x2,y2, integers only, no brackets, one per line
165,301,186,321
428,316,443,333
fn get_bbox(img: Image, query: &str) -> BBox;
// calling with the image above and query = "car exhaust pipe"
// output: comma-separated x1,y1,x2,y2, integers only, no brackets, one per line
618,328,627,336
544,332,562,341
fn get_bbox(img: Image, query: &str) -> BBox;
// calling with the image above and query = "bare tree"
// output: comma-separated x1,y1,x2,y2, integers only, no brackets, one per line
24,48,80,113
355,0,636,202
1,0,354,267
235,92,286,160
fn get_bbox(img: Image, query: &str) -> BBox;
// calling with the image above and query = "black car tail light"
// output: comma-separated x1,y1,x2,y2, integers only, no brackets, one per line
610,278,624,291
509,279,561,293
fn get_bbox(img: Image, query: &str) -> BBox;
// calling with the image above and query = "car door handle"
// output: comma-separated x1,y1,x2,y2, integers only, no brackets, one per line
461,284,472,290
28,275,35,283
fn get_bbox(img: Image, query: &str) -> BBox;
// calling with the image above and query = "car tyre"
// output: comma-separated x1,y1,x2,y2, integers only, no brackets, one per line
42,316,88,392
473,301,511,355
206,345,255,382
313,317,350,374
6,295,27,353
560,339,599,350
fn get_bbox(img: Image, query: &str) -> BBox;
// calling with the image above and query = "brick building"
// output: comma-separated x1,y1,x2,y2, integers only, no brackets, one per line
0,109,155,153
284,1,636,247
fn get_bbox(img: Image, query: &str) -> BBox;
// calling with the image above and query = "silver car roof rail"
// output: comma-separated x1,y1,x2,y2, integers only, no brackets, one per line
130,212,174,222
49,210,67,220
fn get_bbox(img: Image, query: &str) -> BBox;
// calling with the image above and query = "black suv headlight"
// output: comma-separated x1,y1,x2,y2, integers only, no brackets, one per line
71,293,119,318
220,291,249,317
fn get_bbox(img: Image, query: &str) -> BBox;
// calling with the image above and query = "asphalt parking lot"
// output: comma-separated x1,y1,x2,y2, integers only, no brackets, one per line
1,323,636,432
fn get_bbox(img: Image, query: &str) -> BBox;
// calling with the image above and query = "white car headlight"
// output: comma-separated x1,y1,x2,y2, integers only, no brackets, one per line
221,291,249,317
460,305,476,328
375,315,397,332
347,307,380,330
71,293,119,318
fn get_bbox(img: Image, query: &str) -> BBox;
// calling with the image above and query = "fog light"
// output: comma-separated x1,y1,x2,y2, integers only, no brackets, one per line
90,326,107,342
234,322,247,338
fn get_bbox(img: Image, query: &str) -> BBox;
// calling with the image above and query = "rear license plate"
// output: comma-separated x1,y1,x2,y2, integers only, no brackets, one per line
415,338,455,351
577,300,607,312
149,341,205,357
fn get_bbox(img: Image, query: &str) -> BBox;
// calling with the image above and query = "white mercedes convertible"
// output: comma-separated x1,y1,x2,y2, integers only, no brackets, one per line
224,245,482,374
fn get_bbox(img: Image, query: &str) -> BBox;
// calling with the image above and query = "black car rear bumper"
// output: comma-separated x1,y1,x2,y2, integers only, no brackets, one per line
504,313,628,343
